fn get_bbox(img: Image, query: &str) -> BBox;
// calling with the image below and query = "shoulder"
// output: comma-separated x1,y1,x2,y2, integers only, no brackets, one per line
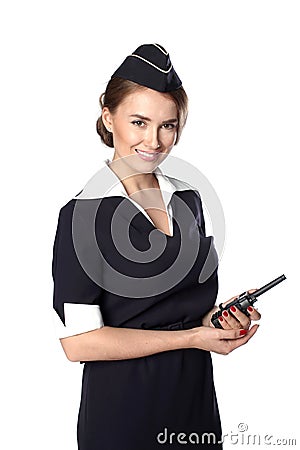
55,198,82,234
57,198,76,219
58,185,97,215
56,194,106,234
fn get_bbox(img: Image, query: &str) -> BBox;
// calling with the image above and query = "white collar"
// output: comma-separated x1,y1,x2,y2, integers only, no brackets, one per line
73,158,193,206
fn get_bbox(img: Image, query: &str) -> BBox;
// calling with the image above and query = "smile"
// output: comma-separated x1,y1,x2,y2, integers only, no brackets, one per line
135,149,161,161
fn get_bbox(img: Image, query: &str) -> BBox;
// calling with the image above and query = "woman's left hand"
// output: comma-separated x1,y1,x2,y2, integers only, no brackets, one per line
202,289,261,329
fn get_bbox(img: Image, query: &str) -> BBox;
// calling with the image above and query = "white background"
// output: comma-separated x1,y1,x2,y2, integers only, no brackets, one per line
1,1,299,449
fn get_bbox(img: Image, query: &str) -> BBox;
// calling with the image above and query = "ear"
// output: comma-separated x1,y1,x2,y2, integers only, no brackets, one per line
102,107,113,133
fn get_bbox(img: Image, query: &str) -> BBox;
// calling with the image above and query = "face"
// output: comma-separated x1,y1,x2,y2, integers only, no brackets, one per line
102,88,178,173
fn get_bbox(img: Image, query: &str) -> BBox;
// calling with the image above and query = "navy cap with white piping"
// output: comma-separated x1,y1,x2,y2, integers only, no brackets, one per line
110,43,182,92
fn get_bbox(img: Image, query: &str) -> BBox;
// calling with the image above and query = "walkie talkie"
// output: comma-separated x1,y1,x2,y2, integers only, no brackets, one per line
211,274,286,328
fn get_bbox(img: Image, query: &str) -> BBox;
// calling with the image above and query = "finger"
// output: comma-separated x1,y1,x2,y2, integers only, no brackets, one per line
221,295,239,308
238,324,260,344
221,288,258,308
216,316,225,329
246,306,261,321
227,306,251,329
248,288,258,294
218,315,230,329
228,324,260,351
221,309,243,329
218,328,251,340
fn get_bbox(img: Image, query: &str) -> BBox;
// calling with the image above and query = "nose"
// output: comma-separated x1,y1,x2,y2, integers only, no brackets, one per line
143,126,160,150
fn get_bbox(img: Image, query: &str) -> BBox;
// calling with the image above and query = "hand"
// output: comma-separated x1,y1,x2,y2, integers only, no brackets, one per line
217,289,261,330
189,324,260,355
202,289,261,329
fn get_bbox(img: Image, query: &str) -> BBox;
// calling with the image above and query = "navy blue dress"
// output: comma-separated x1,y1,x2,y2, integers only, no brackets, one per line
52,160,223,449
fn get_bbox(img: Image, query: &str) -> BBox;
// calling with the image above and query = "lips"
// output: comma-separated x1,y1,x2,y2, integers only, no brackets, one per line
135,149,160,155
134,149,161,161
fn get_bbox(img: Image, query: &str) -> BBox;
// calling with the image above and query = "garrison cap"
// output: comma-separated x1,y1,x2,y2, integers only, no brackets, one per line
110,43,182,92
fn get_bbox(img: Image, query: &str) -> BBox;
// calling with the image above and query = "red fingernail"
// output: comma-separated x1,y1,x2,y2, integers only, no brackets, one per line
240,329,248,336
247,306,254,312
223,310,229,317
219,316,224,322
230,306,236,312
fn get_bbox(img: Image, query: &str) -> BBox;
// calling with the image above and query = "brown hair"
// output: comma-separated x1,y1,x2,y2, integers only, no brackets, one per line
96,77,188,148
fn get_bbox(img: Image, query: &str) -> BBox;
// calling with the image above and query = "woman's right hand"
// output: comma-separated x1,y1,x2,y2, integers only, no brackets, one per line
189,324,260,355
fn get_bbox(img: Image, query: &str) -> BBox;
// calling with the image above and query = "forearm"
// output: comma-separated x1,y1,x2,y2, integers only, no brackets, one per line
61,325,194,362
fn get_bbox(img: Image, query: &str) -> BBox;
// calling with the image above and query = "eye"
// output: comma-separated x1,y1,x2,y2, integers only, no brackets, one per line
131,120,146,127
161,123,176,130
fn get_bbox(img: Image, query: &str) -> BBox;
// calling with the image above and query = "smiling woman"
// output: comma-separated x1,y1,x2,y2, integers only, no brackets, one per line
52,43,260,450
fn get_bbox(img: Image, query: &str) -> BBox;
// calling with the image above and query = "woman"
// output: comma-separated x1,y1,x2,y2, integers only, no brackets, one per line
52,43,260,450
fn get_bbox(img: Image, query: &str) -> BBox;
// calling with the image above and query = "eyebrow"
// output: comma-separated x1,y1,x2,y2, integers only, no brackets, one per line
129,114,178,124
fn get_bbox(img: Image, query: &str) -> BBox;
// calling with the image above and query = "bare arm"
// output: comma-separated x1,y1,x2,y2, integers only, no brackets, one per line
60,325,192,362
60,322,259,363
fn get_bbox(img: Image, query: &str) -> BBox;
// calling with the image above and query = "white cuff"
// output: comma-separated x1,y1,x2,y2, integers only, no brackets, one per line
52,303,104,339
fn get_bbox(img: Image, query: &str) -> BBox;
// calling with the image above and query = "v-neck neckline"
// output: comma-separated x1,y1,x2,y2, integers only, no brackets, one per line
73,157,198,238
104,158,176,237
116,191,175,238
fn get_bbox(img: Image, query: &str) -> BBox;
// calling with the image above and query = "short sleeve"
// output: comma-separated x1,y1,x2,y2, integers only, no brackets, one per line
52,201,104,339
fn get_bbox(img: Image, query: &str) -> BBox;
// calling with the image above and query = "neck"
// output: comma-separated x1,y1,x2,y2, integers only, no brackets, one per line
108,157,159,195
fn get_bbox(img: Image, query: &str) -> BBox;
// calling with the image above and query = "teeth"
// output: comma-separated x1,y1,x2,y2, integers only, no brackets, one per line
136,149,157,156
